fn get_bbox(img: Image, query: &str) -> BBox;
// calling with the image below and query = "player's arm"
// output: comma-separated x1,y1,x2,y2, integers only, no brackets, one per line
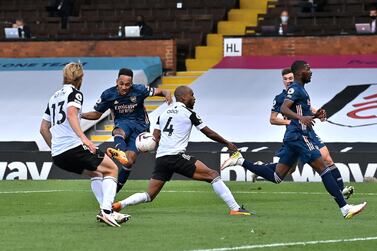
153,128,161,144
40,104,52,148
153,88,172,104
270,111,291,126
81,91,110,120
40,119,52,148
281,100,314,126
152,116,162,148
201,127,238,152
81,111,103,120
67,106,97,153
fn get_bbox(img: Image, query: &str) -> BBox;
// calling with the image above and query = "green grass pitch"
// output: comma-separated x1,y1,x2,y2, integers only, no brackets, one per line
0,180,376,251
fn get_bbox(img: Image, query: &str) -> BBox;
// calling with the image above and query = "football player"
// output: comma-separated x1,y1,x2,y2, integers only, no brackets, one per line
81,68,172,192
40,62,129,227
222,61,366,219
112,86,252,216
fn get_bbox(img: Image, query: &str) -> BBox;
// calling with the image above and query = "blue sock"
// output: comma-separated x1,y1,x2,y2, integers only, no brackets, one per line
266,163,277,172
117,166,132,193
114,135,127,151
242,160,282,183
329,164,344,190
320,168,347,208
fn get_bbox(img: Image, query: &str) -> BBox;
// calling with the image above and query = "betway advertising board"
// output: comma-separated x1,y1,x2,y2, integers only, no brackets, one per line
1,143,376,182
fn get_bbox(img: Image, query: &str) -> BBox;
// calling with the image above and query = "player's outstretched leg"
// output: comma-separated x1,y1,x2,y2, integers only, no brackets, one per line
113,179,165,212
193,159,254,216
211,176,252,216
107,147,129,165
221,152,282,183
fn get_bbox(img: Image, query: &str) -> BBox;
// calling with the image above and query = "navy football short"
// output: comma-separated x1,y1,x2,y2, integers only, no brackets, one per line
309,130,325,149
114,120,149,153
278,135,322,166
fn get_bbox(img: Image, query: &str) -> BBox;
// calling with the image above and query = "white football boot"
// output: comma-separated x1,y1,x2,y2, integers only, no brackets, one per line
221,152,244,170
343,202,367,219
96,210,121,227
112,211,131,224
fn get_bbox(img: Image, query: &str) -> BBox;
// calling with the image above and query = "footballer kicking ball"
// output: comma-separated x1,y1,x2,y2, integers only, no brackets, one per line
135,132,157,152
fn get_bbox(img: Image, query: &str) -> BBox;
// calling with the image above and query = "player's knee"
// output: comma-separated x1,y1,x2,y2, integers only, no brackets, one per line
208,170,220,182
112,128,125,137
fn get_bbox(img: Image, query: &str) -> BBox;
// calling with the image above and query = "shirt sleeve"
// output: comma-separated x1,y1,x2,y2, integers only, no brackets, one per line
141,85,156,98
189,111,206,130
271,96,280,113
42,103,51,122
94,92,111,113
67,90,84,109
285,86,300,103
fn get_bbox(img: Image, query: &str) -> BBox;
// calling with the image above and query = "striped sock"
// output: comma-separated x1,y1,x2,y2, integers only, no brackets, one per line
243,160,282,184
329,164,344,190
320,168,347,208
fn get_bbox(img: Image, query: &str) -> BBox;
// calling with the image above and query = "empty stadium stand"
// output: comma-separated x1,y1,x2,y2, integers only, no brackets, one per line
0,0,239,71
255,0,377,36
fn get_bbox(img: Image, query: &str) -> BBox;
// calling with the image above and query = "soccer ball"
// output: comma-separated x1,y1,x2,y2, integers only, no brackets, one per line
135,132,156,152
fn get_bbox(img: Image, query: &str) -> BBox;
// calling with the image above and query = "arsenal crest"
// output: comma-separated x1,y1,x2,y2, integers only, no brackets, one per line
130,96,137,103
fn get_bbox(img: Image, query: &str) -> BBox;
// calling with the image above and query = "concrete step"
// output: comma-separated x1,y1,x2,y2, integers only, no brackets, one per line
185,58,220,71
176,71,205,77
90,135,112,142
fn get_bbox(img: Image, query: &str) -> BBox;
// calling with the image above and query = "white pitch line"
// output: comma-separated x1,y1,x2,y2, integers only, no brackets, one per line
0,189,82,194
189,236,377,251
1,189,376,196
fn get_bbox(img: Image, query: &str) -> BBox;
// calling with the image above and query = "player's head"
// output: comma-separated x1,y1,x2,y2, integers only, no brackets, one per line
117,68,133,96
291,60,311,84
281,68,294,89
174,86,195,109
63,62,84,89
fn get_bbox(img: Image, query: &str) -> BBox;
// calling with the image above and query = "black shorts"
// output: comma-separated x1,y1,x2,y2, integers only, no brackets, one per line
151,153,197,181
52,145,104,174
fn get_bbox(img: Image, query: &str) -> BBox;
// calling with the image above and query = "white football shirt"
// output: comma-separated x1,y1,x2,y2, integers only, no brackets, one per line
155,102,206,158
42,84,84,156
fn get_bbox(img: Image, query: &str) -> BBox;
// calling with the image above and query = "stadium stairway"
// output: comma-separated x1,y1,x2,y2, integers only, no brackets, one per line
185,0,276,71
88,73,202,144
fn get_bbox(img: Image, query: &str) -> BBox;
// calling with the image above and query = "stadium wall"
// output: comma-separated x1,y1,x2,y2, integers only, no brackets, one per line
0,39,176,71
1,143,376,182
242,35,377,56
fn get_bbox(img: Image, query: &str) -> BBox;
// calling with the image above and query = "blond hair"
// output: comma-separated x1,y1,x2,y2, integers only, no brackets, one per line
63,62,84,86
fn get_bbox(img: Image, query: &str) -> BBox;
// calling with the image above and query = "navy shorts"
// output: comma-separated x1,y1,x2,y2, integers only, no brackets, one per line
278,135,322,167
309,131,325,149
114,120,149,153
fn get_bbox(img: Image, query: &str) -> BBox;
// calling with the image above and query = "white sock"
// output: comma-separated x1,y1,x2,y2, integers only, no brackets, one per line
211,177,240,211
340,204,350,216
91,177,103,205
101,176,117,211
120,192,150,209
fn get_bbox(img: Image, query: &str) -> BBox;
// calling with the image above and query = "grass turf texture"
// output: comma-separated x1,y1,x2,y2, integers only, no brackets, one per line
0,180,376,251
